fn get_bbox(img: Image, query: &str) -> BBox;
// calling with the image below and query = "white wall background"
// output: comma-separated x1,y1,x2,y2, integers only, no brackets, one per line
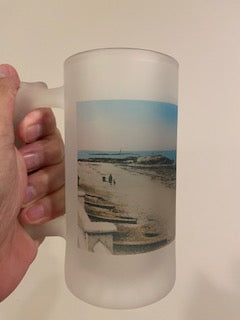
1,0,240,319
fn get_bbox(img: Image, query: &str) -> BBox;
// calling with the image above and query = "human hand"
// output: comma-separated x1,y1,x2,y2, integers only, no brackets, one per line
0,65,65,301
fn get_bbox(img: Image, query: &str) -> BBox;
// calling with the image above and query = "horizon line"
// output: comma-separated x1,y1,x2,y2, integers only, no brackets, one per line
78,148,176,152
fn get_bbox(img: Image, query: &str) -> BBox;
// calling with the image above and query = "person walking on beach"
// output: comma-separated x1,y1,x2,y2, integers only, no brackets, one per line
109,174,113,184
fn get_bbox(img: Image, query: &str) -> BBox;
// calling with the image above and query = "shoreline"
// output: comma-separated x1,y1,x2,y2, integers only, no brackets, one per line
78,153,176,189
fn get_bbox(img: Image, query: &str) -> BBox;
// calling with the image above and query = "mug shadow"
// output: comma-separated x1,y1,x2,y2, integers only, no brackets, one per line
184,262,240,320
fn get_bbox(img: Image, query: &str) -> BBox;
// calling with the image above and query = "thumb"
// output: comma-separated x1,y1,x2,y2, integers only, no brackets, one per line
0,64,20,145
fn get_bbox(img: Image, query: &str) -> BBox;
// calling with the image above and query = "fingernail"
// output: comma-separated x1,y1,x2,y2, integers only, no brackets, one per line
26,124,42,142
0,64,20,89
0,65,10,78
25,204,45,222
23,185,37,204
23,153,40,171
0,72,7,78
0,64,16,78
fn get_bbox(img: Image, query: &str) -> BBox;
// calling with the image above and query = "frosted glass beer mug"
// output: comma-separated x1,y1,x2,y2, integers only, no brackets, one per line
15,48,178,309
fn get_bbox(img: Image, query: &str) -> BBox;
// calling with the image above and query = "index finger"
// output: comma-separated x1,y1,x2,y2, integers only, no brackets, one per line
18,107,57,143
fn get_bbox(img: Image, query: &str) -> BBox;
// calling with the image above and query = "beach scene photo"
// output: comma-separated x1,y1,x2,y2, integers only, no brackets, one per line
77,100,177,255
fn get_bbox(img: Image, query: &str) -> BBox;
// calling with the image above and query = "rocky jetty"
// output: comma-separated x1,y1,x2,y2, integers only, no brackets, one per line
136,155,174,165
78,154,174,166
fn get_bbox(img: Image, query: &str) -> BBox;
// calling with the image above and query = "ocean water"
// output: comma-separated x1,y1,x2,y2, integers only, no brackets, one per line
78,150,176,163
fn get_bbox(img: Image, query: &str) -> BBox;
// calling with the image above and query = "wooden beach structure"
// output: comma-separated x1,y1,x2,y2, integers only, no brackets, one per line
77,190,117,254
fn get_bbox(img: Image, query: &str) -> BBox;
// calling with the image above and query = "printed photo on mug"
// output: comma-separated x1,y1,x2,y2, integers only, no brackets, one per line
76,99,177,255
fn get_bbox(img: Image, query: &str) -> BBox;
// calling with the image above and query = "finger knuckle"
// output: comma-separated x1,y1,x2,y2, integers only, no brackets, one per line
55,133,65,162
42,108,56,127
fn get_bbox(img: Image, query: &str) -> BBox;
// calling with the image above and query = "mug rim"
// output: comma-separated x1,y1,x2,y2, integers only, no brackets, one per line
64,47,179,67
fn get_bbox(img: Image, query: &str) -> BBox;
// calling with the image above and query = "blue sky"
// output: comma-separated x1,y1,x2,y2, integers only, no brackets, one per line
77,100,177,151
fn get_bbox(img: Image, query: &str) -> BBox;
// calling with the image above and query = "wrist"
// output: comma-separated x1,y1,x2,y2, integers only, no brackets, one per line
0,221,38,301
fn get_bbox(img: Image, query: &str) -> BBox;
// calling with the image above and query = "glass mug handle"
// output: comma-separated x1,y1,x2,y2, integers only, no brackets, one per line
15,82,66,239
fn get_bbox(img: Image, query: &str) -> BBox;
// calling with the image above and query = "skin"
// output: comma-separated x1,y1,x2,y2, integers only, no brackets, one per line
0,65,65,301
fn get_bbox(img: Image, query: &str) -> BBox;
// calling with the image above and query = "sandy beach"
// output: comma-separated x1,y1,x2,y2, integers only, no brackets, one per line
78,157,176,254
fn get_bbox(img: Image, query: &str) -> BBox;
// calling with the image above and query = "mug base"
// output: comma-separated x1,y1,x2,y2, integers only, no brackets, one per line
65,240,176,309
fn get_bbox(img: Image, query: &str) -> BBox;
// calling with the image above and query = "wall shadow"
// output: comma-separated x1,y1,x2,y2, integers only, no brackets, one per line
184,262,240,320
